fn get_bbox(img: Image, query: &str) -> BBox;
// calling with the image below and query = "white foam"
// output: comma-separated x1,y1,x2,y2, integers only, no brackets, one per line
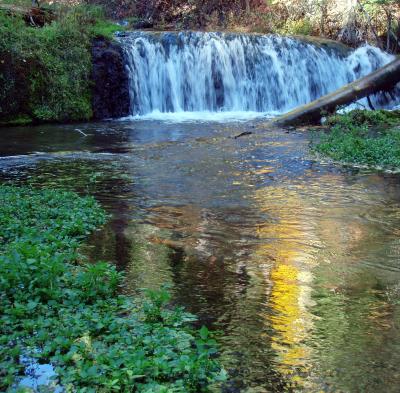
120,110,275,123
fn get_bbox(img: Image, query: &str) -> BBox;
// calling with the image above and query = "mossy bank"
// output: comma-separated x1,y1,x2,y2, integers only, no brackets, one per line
0,5,129,126
311,110,400,171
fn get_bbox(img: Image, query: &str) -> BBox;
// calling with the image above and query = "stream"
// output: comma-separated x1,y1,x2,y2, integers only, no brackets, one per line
1,118,400,392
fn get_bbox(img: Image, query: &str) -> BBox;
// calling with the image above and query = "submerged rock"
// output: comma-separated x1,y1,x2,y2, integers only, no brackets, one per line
91,37,130,120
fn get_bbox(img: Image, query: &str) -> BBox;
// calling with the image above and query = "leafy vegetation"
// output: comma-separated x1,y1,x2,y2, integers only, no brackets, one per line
0,186,225,392
0,4,121,124
311,110,400,170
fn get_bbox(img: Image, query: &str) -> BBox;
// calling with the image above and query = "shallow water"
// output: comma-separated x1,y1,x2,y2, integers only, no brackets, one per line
2,119,400,392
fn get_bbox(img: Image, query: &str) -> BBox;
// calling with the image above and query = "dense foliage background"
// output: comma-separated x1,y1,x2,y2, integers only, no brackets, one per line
86,0,400,49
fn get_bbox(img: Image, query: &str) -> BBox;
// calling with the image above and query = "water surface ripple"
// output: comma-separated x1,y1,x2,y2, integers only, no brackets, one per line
1,120,400,392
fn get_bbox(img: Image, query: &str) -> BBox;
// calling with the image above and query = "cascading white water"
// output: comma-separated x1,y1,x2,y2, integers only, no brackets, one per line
119,31,399,119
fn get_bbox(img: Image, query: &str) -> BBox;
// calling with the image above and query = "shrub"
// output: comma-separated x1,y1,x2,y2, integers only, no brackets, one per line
280,19,314,36
325,109,400,128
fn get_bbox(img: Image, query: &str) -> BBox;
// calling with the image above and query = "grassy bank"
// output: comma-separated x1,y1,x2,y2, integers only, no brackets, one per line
0,4,121,125
0,186,224,392
311,110,400,170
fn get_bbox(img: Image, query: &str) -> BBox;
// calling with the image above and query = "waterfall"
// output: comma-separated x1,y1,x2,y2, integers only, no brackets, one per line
119,31,399,118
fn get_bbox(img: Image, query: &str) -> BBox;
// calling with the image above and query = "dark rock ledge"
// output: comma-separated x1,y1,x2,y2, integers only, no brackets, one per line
91,37,130,120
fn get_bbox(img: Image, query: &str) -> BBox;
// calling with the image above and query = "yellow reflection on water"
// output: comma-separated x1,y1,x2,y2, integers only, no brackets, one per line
270,264,312,378
254,186,316,388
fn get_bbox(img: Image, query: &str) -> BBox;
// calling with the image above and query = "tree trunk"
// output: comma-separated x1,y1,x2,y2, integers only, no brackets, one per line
386,13,392,51
245,0,250,13
357,0,383,49
267,57,400,127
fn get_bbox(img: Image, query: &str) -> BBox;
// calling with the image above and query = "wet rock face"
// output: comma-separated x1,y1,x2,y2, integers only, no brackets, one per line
91,37,130,120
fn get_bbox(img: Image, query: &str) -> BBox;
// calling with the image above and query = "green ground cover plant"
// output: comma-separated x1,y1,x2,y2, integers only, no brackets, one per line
311,110,400,170
0,5,121,124
0,186,224,392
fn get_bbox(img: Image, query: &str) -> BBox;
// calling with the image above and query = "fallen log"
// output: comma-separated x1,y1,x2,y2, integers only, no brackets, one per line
266,57,400,127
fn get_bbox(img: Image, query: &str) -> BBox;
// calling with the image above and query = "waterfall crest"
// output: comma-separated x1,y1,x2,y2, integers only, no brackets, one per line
119,32,398,118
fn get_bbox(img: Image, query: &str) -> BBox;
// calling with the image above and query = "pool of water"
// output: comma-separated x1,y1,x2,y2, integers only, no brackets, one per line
2,118,400,392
